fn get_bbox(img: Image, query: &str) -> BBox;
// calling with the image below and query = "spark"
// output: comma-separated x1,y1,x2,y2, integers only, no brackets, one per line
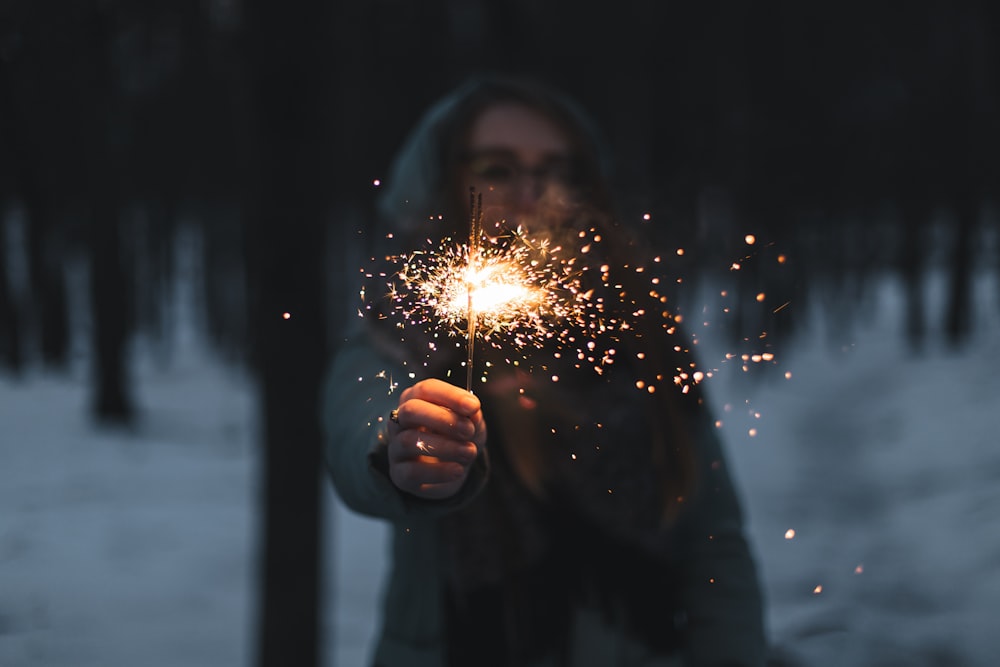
363,212,791,397
384,216,626,385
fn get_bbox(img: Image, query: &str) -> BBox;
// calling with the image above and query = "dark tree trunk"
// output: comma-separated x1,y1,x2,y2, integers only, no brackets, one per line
1,65,71,371
945,199,976,347
243,2,334,665
89,200,133,422
86,2,134,423
0,199,24,376
0,57,26,375
25,188,70,369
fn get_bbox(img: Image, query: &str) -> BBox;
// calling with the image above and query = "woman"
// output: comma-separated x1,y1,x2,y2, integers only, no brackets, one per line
324,75,767,666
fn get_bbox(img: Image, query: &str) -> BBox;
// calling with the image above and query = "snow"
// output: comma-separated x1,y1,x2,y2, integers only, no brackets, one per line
1,269,998,666
698,273,1000,666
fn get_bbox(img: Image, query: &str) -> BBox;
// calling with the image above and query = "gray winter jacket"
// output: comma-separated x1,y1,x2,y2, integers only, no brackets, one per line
323,333,767,667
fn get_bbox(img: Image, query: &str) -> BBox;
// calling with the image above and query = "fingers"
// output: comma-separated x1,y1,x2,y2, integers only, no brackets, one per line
386,379,487,499
389,455,470,498
400,378,480,417
392,379,485,446
391,430,478,464
391,400,476,441
388,432,477,498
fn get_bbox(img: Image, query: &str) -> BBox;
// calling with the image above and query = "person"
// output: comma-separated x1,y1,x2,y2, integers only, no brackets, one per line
323,75,767,667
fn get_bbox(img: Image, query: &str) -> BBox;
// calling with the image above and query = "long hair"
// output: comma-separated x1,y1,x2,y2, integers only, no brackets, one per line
375,74,613,242
373,74,701,522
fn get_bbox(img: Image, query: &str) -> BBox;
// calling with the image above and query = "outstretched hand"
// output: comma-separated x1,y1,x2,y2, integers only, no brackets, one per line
386,379,487,500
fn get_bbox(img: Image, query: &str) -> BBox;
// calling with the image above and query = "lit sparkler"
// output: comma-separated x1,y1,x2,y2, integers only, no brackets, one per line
390,193,615,390
378,194,644,391
361,195,790,395
465,192,482,392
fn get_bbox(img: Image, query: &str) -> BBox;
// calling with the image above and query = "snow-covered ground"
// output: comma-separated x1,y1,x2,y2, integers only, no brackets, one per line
1,268,998,666
698,273,1000,667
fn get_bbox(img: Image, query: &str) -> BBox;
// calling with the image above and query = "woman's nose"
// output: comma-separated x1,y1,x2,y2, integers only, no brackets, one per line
513,174,545,208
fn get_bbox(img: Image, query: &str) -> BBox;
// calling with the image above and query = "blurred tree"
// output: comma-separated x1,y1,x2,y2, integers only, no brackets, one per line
25,194,69,368
83,2,135,422
0,5,73,373
242,1,334,664
0,58,25,375
0,2,996,660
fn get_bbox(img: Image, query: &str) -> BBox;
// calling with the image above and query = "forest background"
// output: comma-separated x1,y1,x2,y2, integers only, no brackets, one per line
1,2,997,665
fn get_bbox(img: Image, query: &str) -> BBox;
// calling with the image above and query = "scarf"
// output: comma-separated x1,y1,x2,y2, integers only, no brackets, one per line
438,357,688,665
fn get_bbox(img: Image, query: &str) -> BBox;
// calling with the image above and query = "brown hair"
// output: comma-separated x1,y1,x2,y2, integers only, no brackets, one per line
374,75,702,522
376,74,613,243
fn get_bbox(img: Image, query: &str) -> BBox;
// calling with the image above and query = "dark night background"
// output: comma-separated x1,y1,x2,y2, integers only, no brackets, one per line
1,2,997,665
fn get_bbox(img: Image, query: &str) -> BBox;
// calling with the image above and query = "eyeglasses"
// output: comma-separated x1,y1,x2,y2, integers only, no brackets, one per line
463,150,582,191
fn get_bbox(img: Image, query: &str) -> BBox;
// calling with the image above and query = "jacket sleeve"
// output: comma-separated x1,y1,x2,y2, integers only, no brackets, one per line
320,333,489,524
673,414,769,667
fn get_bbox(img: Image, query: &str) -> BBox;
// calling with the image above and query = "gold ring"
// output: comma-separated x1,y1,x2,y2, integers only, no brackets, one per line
389,409,400,424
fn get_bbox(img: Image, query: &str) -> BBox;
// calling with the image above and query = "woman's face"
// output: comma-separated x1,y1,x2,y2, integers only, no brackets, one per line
461,103,579,231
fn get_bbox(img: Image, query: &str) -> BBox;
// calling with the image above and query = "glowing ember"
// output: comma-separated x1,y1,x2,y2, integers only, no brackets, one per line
396,229,594,352
361,203,791,396
438,261,544,324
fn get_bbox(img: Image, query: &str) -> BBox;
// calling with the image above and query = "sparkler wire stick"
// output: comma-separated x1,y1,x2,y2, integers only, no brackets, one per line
465,190,482,392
